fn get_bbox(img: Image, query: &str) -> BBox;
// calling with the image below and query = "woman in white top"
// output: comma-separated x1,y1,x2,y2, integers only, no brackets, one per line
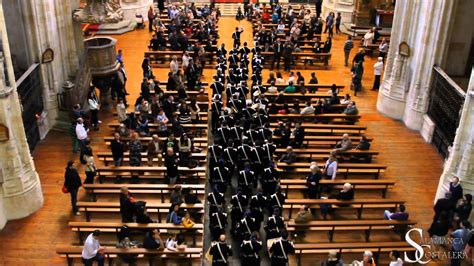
363,29,374,47
300,101,315,114
275,72,285,85
116,98,127,123
182,52,191,70
323,153,338,180
277,21,285,34
287,72,296,85
165,235,179,251
340,94,352,105
88,90,100,130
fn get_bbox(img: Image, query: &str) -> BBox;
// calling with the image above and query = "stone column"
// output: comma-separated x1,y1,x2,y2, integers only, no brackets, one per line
376,0,415,119
403,0,455,130
0,2,43,229
435,68,474,221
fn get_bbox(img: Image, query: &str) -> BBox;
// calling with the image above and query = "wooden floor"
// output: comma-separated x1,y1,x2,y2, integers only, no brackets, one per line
0,17,444,265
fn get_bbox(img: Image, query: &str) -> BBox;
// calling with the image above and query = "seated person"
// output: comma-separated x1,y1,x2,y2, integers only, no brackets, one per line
333,183,354,201
300,101,315,114
284,81,296,93
182,211,195,228
355,135,371,150
136,205,155,223
143,229,163,249
267,81,278,93
344,101,359,115
334,133,353,152
165,234,187,251
384,204,409,221
166,204,183,225
340,94,352,105
279,146,297,164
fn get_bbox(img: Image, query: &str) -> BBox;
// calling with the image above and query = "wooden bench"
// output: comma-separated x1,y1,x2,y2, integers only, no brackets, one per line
77,202,204,222
284,198,405,219
261,51,332,69
280,179,396,198
264,92,343,100
57,246,202,266
275,148,378,162
294,242,415,266
108,122,208,132
269,123,367,135
97,152,207,167
287,219,415,242
83,183,205,202
145,51,218,68
279,163,387,179
262,83,344,93
69,221,203,246
269,113,360,124
103,136,208,147
272,135,372,148
96,166,206,180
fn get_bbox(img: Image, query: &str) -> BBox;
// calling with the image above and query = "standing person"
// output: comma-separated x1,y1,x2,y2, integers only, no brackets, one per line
157,0,165,13
283,43,294,72
111,132,125,167
116,98,127,123
82,230,106,266
315,0,323,18
449,176,464,204
232,26,244,48
88,88,100,131
120,187,136,222
450,220,471,266
343,36,354,67
272,38,283,70
116,49,123,64
147,6,155,32
147,134,162,166
164,147,180,184
306,164,321,199
324,12,334,36
75,118,89,164
372,57,383,91
335,12,342,34
128,132,142,167
209,234,233,266
323,153,338,180
64,160,82,216
269,230,295,266
240,233,263,265
378,38,389,62
351,61,363,95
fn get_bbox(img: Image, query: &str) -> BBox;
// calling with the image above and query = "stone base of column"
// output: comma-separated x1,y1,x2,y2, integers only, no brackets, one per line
376,89,406,120
403,107,425,131
0,176,43,229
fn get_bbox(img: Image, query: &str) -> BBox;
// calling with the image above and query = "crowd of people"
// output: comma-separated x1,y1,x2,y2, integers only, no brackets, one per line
61,2,474,266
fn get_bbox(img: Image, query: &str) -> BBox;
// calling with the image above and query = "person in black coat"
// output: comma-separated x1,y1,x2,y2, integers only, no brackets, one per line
291,122,305,148
120,187,136,222
433,192,456,221
240,233,263,265
209,234,233,266
306,164,322,199
449,177,463,204
110,132,125,166
455,194,472,221
269,230,295,266
64,160,82,215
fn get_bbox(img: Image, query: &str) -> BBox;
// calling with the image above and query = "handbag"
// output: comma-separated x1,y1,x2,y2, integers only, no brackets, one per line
62,185,69,194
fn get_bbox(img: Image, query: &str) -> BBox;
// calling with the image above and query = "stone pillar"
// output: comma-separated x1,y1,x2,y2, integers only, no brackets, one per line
376,0,414,119
377,0,455,125
403,0,455,130
0,2,43,229
435,68,474,221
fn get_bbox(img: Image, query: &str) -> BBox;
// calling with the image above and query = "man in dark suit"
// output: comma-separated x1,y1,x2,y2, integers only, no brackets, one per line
433,192,456,221
271,38,283,70
315,0,323,18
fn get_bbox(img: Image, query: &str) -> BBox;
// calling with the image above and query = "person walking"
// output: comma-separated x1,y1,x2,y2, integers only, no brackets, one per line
372,57,384,91
147,6,155,32
64,160,82,215
343,36,354,67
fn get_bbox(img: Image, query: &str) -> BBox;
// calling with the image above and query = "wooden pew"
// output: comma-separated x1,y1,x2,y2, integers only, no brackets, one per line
145,51,218,68
279,179,396,198
96,152,206,167
96,166,206,180
278,163,386,179
83,183,205,202
69,221,203,245
103,136,208,146
261,51,332,69
275,148,378,164
264,92,343,100
287,219,415,242
262,83,344,93
57,246,202,266
294,242,415,266
272,135,372,148
269,123,367,135
77,202,204,222
97,150,207,166
284,198,405,219
269,113,360,124
108,122,208,131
